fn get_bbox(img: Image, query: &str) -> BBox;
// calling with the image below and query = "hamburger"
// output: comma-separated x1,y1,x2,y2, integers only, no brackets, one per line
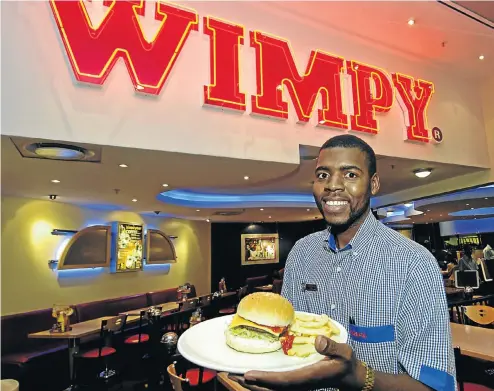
225,292,295,353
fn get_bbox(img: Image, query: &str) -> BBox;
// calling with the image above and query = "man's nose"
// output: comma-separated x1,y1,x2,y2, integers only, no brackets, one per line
324,174,344,192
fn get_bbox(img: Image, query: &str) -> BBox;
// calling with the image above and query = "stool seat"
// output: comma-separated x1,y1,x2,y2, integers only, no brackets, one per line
186,368,216,386
80,347,116,358
0,379,19,391
219,308,235,315
124,333,150,344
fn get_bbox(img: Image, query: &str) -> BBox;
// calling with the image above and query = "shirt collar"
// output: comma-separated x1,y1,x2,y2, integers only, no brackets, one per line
325,211,379,253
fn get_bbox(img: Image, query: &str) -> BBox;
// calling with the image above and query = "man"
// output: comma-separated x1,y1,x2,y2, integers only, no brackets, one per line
231,135,455,391
458,245,478,272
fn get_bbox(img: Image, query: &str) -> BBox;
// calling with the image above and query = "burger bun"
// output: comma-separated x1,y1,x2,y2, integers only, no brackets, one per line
225,329,281,354
237,292,294,327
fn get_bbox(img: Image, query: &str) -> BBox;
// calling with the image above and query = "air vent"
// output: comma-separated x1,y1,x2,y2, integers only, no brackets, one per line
11,137,101,162
213,210,245,216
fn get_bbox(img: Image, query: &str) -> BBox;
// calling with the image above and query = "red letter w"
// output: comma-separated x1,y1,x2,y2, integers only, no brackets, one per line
50,1,198,95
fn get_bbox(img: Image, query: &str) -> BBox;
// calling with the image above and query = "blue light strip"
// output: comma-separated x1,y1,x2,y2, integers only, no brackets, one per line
158,189,377,209
449,207,494,217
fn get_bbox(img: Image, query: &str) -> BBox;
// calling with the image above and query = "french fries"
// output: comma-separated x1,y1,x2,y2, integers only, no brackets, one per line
283,312,340,358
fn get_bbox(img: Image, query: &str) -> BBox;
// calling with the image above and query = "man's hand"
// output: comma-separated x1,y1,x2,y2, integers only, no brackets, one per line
229,335,367,391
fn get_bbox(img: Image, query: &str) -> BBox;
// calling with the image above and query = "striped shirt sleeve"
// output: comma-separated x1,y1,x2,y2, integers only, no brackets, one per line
396,252,456,391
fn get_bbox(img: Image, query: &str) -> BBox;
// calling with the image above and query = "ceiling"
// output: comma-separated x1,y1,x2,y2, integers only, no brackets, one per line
259,1,493,79
453,1,494,24
1,136,489,223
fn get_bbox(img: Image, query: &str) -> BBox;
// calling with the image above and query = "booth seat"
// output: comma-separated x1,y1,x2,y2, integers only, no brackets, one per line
1,285,196,391
1,308,74,390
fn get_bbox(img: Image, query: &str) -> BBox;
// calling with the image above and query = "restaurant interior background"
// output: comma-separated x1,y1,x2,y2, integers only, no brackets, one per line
1,0,494,317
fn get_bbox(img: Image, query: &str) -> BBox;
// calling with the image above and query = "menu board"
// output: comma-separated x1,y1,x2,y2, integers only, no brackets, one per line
115,222,143,272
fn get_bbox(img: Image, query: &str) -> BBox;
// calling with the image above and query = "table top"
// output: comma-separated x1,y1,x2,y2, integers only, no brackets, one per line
217,373,248,391
28,316,137,339
451,322,494,361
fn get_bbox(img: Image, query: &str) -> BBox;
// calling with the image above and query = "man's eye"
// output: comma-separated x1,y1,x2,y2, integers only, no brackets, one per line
345,172,358,179
316,172,328,180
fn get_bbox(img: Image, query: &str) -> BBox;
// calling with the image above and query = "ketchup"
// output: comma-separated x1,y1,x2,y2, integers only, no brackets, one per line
281,335,294,355
269,326,285,334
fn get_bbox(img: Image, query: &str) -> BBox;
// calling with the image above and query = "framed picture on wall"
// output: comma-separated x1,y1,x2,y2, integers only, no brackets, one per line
241,233,280,266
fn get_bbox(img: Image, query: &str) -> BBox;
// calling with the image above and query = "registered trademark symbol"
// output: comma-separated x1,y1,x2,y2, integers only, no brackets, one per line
432,127,443,143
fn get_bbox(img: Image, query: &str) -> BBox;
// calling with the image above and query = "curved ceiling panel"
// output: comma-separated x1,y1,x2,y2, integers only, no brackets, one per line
157,189,317,208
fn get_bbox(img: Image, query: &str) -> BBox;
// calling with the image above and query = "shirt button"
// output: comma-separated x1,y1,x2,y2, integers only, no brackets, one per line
336,267,341,272
331,304,336,310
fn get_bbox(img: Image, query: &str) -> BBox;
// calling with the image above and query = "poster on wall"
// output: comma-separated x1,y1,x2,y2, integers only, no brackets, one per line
113,222,143,272
241,233,279,266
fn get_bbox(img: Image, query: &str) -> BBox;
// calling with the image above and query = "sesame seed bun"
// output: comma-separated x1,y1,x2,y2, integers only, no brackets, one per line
237,292,294,327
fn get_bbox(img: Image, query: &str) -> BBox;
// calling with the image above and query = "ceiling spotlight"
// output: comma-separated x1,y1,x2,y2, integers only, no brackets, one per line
427,210,431,212
408,18,415,26
244,176,250,180
307,209,310,211
413,169,432,178
132,198,137,202
268,216,272,219
51,179,60,183
119,164,128,168
466,204,470,206
206,219,210,223
479,55,485,60
162,183,169,187
196,209,201,212
49,195,57,200
471,207,474,210
485,198,489,200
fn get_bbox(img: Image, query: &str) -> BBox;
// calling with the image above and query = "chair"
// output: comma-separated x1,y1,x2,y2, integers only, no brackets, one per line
218,286,248,316
124,310,150,345
74,315,127,387
167,355,216,390
462,305,494,327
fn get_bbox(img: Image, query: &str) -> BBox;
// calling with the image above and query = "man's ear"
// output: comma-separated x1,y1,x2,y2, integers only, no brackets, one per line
370,173,380,196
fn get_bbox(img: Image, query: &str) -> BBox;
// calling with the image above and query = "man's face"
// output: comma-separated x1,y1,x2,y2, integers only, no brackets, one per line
312,147,380,228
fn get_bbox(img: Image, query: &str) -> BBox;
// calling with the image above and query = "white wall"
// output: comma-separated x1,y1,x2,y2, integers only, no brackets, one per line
1,1,490,171
1,197,211,315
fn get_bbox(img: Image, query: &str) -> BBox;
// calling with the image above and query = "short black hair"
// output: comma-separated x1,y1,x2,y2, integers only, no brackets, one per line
319,135,377,176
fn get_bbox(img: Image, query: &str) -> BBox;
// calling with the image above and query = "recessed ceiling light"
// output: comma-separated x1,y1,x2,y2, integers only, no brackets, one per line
260,208,264,211
471,207,474,210
440,214,442,217
466,204,470,206
162,183,169,187
413,168,432,178
51,179,60,183
244,176,250,180
479,55,485,60
206,219,210,222
196,209,201,212
408,18,415,26
427,210,431,212
485,198,489,200
268,216,272,219
132,198,137,202
119,164,128,168
307,209,310,211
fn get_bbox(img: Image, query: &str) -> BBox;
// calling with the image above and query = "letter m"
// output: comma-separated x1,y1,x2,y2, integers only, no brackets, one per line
50,0,198,95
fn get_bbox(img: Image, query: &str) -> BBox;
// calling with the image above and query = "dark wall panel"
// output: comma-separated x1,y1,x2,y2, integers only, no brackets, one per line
210,220,326,292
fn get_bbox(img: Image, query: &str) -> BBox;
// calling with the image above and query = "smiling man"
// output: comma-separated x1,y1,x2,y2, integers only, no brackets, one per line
231,135,455,391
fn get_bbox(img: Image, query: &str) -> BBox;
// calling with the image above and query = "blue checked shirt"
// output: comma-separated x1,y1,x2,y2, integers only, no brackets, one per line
282,212,456,391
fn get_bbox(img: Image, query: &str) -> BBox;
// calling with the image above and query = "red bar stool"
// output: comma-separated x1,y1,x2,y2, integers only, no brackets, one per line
124,310,150,345
73,315,127,388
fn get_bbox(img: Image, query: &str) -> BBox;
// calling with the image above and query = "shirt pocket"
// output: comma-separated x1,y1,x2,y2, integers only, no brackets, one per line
348,324,397,373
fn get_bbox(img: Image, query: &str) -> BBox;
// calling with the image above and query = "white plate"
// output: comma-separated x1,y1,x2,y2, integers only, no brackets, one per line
177,311,348,374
